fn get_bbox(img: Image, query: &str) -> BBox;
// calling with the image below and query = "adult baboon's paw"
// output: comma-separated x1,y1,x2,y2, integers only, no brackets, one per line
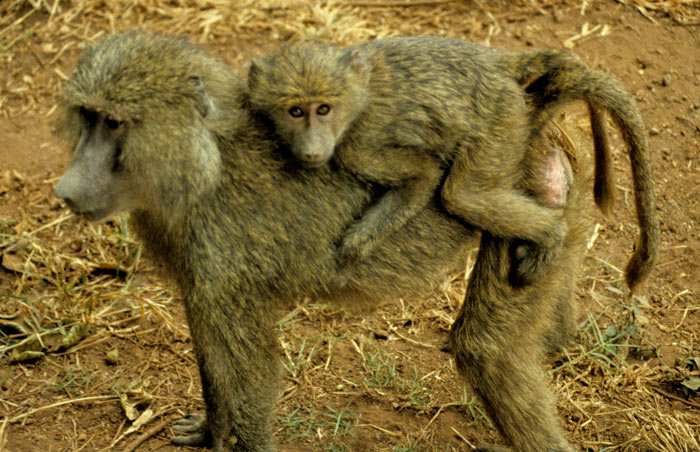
171,413,209,446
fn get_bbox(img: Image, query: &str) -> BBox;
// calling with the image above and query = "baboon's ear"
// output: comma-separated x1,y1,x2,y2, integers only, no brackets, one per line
347,49,371,77
190,75,215,119
247,61,261,89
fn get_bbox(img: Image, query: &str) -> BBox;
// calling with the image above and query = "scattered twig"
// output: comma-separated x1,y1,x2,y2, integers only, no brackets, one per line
451,426,476,448
0,7,36,41
9,395,116,423
121,419,169,452
342,0,453,6
358,423,402,437
26,212,74,236
0,417,7,451
653,386,700,409
388,326,435,348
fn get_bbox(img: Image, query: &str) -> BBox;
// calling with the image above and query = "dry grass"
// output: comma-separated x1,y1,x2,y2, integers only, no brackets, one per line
1,0,700,451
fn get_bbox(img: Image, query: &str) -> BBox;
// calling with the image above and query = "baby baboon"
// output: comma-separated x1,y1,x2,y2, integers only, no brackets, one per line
247,37,659,290
55,32,587,452
248,38,562,285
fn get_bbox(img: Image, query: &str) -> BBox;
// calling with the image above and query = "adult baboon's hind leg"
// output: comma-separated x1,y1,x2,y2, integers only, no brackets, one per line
448,151,591,451
449,231,576,452
447,132,592,451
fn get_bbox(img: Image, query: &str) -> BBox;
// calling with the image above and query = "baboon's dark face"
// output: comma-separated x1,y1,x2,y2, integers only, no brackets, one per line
55,107,135,221
54,33,229,226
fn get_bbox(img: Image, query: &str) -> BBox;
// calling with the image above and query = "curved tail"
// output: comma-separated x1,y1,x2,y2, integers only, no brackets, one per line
504,49,660,291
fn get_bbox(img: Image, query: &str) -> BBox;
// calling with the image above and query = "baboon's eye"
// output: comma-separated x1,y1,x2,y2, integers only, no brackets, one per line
317,104,331,116
288,106,304,118
105,116,123,130
80,106,97,125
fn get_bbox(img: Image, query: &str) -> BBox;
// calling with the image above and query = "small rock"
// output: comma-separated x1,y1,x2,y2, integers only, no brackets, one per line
552,9,565,23
106,349,119,365
11,170,24,183
649,127,660,136
662,74,671,86
8,238,31,252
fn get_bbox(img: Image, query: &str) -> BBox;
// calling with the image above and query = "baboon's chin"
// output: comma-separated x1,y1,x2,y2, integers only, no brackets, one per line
72,207,113,222
301,159,330,169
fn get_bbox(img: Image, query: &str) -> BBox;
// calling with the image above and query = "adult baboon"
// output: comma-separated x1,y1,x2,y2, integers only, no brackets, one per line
54,31,471,452
55,32,590,452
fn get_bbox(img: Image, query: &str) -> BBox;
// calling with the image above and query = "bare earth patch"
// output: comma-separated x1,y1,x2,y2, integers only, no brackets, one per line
1,1,699,451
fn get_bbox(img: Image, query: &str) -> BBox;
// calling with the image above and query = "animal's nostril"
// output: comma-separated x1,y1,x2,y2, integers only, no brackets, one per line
62,198,76,209
54,176,80,205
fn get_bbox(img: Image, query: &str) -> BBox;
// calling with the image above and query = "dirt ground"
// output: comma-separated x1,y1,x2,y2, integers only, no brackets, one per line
1,1,699,451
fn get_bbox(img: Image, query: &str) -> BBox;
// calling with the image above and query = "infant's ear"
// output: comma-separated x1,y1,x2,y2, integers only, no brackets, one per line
345,49,371,78
189,75,215,119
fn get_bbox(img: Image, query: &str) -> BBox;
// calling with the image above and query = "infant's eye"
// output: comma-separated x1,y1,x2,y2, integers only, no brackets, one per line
288,106,304,118
317,104,331,115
